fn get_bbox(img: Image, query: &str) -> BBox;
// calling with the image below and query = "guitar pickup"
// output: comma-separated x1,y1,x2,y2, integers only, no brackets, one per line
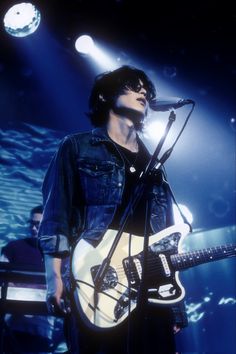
159,254,171,277
123,257,142,287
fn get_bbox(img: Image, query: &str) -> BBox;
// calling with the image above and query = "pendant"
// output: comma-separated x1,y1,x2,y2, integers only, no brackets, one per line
129,166,136,173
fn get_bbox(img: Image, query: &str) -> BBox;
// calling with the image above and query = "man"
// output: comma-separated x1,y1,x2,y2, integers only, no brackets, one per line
1,205,67,353
1,205,44,266
38,66,188,353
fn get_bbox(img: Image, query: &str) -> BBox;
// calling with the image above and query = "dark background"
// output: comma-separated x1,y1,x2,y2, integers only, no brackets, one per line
1,0,235,128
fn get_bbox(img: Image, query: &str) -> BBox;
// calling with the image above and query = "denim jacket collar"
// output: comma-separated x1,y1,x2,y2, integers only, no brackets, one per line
90,127,147,153
90,127,110,145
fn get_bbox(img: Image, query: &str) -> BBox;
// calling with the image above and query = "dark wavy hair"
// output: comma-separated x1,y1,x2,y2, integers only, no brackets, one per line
30,205,43,215
87,65,156,128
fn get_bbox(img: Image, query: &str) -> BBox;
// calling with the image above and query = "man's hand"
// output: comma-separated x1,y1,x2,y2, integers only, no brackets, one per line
44,255,71,316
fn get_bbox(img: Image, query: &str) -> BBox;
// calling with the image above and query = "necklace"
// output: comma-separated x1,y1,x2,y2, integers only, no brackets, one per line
115,144,139,173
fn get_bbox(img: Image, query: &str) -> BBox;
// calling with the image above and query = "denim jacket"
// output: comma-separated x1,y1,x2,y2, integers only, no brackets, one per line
38,127,188,327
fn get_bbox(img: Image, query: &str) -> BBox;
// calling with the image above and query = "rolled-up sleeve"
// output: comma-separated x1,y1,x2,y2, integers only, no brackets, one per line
38,135,77,257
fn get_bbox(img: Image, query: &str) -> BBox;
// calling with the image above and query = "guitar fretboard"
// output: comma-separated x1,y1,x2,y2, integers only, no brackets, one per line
171,244,236,270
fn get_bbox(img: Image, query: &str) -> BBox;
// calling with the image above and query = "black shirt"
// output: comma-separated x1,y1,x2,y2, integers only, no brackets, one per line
110,142,151,235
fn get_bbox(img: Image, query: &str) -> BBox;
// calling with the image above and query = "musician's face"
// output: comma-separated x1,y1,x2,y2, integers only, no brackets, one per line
28,212,42,238
115,80,148,116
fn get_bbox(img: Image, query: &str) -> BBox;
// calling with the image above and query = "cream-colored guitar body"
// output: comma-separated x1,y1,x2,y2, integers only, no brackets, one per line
72,223,190,330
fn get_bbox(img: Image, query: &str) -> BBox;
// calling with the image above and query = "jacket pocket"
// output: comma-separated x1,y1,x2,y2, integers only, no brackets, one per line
77,159,118,204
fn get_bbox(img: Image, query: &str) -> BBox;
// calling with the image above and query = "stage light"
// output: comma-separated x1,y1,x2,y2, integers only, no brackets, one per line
75,35,118,70
143,120,166,142
75,35,95,54
3,2,41,37
88,45,118,70
173,204,193,224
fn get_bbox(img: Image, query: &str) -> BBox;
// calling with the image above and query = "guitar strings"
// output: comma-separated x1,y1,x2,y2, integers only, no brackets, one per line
113,246,236,274
111,246,236,280
75,279,138,304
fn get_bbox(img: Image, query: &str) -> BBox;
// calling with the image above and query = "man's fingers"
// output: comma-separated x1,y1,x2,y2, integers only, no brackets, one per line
46,296,71,316
60,298,71,315
47,301,56,314
47,296,61,315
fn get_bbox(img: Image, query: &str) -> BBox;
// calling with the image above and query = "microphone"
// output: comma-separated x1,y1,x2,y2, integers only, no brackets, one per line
149,97,195,112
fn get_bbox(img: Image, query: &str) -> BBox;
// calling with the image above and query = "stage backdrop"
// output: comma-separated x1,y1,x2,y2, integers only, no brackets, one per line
0,121,235,353
0,121,64,246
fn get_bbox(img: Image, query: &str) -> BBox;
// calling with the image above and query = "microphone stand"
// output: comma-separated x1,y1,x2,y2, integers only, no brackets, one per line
136,110,176,313
94,110,176,301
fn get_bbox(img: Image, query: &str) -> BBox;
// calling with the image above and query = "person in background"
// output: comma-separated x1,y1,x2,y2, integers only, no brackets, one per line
1,205,44,266
0,205,68,354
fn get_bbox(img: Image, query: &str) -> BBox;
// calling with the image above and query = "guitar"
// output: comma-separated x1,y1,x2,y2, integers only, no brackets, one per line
72,223,236,330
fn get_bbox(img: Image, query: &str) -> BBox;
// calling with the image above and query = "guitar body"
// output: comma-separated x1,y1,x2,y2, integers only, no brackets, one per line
72,223,190,330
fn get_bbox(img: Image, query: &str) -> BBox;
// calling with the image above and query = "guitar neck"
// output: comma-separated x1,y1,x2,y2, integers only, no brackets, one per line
171,244,236,270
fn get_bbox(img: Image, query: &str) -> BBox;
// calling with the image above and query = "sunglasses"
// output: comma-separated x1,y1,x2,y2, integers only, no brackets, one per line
27,220,40,228
124,81,152,102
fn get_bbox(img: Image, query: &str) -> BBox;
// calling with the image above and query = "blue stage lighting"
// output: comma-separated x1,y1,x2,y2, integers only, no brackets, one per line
75,35,95,54
173,204,193,224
